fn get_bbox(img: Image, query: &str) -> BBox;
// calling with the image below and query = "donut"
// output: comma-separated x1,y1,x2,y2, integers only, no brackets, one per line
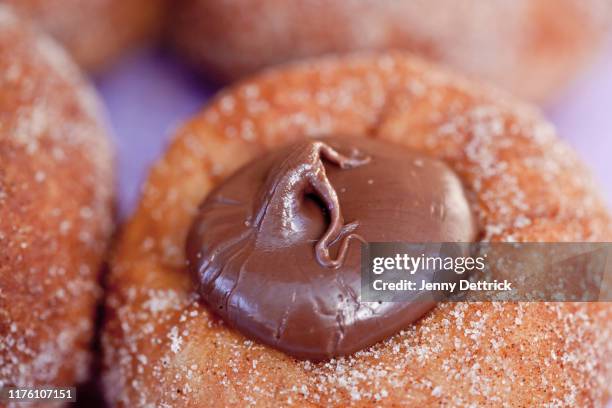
101,53,612,407
2,0,165,71
0,5,114,394
168,0,612,102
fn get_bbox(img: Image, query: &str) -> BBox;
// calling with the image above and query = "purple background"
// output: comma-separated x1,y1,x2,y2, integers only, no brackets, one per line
95,44,612,219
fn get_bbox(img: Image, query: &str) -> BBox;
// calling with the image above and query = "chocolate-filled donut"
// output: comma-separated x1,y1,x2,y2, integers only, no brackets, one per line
102,54,612,407
187,137,476,360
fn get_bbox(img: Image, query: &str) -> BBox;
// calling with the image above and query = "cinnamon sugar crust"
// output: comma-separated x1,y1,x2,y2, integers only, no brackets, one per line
0,5,114,399
102,53,612,407
169,0,612,102
2,0,165,71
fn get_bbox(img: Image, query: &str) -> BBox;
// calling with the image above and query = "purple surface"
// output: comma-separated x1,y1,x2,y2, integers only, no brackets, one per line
95,49,214,217
96,45,612,219
547,39,612,206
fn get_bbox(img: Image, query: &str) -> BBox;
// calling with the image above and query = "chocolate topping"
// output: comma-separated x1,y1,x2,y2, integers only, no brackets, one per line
186,137,476,360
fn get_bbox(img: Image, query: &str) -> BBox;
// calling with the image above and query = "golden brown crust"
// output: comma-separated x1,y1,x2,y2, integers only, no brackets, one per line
169,0,611,102
0,5,114,395
3,0,165,71
102,53,612,407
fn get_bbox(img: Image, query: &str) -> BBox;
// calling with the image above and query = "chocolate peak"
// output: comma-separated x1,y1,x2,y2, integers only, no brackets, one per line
186,137,477,360
252,141,370,269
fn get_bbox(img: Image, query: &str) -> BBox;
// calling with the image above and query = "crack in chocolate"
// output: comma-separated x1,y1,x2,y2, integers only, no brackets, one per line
251,140,370,268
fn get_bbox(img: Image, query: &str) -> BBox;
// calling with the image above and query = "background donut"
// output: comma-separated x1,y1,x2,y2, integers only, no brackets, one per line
102,53,611,407
0,5,114,394
2,0,165,72
168,0,612,102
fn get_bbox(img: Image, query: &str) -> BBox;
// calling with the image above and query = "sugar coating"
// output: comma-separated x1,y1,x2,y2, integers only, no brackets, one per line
171,0,612,102
0,5,114,401
2,0,165,71
102,53,612,407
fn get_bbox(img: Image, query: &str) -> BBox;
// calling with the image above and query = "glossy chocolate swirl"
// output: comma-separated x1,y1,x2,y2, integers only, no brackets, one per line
186,137,477,360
